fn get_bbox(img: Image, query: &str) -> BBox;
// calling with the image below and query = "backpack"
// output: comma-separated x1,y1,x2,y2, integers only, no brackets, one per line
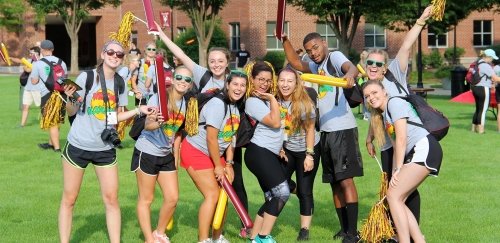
325,52,363,108
20,71,30,86
388,95,449,141
465,59,485,85
40,58,66,92
304,86,320,131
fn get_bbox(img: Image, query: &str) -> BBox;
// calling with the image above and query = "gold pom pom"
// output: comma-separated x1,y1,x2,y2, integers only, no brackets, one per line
109,12,136,48
184,97,199,136
40,91,64,130
431,0,446,21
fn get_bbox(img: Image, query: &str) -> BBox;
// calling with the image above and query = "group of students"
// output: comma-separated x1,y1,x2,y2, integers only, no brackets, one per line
57,8,444,243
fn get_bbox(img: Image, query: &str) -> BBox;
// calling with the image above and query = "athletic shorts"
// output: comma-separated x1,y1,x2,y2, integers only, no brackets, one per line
320,127,364,182
496,85,500,103
62,142,117,169
131,147,176,175
22,90,41,106
405,134,443,176
180,139,225,170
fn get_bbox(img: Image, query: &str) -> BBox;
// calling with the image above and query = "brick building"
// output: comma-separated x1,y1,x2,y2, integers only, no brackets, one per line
1,0,498,70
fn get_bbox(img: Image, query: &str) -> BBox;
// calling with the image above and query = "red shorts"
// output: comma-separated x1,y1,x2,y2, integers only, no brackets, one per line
180,139,226,170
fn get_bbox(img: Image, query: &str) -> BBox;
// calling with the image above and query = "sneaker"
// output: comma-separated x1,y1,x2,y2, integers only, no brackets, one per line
333,230,347,240
342,232,360,243
254,235,276,243
213,234,230,243
53,149,62,153
153,230,171,243
38,143,54,150
297,228,309,241
198,238,213,243
239,228,251,238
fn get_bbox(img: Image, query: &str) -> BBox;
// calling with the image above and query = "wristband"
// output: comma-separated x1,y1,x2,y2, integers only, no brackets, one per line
306,147,314,154
305,150,315,156
416,19,426,26
226,160,234,165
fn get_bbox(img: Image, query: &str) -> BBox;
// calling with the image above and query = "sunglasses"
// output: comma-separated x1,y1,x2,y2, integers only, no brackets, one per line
147,48,156,51
104,49,125,59
174,74,193,82
366,59,385,68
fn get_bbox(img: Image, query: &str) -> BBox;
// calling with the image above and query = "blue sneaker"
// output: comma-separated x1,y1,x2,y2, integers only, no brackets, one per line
254,235,276,243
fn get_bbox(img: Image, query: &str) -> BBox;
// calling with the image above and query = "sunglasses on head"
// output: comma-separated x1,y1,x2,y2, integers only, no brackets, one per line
147,48,156,51
104,49,125,59
366,59,385,68
174,74,192,82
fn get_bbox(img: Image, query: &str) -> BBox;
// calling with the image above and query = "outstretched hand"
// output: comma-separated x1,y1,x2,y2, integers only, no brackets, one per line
420,6,433,21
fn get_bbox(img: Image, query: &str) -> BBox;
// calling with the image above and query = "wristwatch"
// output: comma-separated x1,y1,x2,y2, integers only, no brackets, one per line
226,160,234,165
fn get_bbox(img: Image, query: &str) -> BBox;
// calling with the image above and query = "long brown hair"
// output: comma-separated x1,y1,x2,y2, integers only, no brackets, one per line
363,80,387,148
277,67,314,134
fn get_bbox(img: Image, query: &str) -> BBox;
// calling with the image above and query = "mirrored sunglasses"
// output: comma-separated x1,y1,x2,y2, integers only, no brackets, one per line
366,59,385,68
147,48,156,51
174,74,192,82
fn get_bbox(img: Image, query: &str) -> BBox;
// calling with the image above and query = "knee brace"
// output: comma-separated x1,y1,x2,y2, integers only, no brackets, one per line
262,181,290,216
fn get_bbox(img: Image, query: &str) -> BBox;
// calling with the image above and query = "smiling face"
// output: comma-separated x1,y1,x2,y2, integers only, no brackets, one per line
101,43,124,69
208,50,229,78
278,70,297,100
145,44,157,58
252,71,272,93
366,53,387,81
226,76,247,102
304,38,328,64
363,82,388,110
172,67,192,94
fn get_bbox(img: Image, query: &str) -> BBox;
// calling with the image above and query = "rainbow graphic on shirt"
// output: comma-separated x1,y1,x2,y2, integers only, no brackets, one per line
279,105,292,135
218,114,240,142
317,69,333,99
385,121,396,140
88,89,117,120
162,108,185,137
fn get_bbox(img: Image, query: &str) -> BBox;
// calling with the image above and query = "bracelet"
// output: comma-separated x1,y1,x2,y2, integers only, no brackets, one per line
226,160,234,165
305,151,315,156
306,147,314,154
416,19,426,26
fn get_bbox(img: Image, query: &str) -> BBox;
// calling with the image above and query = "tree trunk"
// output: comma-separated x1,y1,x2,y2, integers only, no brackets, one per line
68,31,79,75
199,43,208,67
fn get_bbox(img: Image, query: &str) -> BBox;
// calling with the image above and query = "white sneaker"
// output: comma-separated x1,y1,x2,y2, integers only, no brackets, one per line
152,230,171,243
213,234,230,243
198,238,213,243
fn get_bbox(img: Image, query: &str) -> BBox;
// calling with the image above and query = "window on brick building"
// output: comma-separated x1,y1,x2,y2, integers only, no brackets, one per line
230,23,240,51
316,22,339,49
131,31,138,46
364,23,386,48
427,26,447,48
266,21,289,50
177,27,186,34
473,20,492,46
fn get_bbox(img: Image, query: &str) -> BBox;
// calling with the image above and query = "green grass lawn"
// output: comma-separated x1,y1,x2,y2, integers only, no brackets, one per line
1,74,499,242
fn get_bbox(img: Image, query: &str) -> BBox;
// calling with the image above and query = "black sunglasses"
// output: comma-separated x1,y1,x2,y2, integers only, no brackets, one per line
366,59,385,68
104,49,125,59
174,74,192,82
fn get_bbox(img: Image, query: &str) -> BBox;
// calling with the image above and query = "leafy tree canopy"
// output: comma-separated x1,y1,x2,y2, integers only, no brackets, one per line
0,0,24,32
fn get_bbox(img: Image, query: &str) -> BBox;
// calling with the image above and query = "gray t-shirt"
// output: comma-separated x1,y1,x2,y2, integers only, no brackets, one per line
494,65,500,89
193,64,225,93
186,97,240,156
380,58,410,151
308,51,357,132
135,95,186,156
30,56,68,96
137,58,152,96
146,63,174,90
246,97,283,155
383,97,429,154
477,62,494,88
280,100,320,152
117,65,137,82
24,71,44,92
67,70,129,151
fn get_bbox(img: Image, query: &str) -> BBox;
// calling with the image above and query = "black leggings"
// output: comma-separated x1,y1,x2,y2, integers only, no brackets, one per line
472,85,490,125
381,147,421,223
245,143,290,217
232,147,248,212
283,143,321,216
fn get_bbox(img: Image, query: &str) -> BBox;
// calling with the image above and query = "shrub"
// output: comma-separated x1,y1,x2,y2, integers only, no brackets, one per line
444,47,465,64
434,65,452,79
263,51,286,70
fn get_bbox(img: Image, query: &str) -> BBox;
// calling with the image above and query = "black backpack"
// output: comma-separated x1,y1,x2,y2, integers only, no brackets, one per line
234,98,267,148
325,52,363,108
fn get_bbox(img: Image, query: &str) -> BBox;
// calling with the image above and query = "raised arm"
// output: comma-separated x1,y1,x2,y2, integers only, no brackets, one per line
396,6,432,73
155,22,195,71
282,35,311,73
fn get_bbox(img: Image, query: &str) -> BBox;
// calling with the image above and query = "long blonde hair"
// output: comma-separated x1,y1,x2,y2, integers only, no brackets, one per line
364,80,387,148
277,67,314,134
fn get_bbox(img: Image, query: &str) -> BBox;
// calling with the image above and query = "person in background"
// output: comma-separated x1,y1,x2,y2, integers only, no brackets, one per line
282,32,362,243
117,54,140,84
129,42,142,58
145,49,174,93
132,41,157,105
276,67,320,241
172,56,183,68
11,46,42,127
494,62,500,133
31,40,68,152
358,50,370,120
132,66,192,243
471,49,500,134
363,80,442,243
236,43,251,70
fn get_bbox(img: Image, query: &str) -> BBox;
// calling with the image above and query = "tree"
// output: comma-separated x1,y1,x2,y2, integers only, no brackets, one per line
288,0,398,54
0,0,24,32
160,0,228,67
28,0,121,74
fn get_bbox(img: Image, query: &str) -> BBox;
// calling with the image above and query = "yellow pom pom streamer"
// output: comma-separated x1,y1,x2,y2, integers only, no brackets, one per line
244,61,277,99
40,91,65,130
184,97,199,136
109,11,135,48
431,0,446,21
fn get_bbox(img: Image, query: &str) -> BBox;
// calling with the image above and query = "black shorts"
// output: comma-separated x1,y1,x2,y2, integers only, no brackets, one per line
131,148,176,175
496,85,500,103
41,92,67,120
62,142,117,169
320,128,364,182
404,134,443,176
